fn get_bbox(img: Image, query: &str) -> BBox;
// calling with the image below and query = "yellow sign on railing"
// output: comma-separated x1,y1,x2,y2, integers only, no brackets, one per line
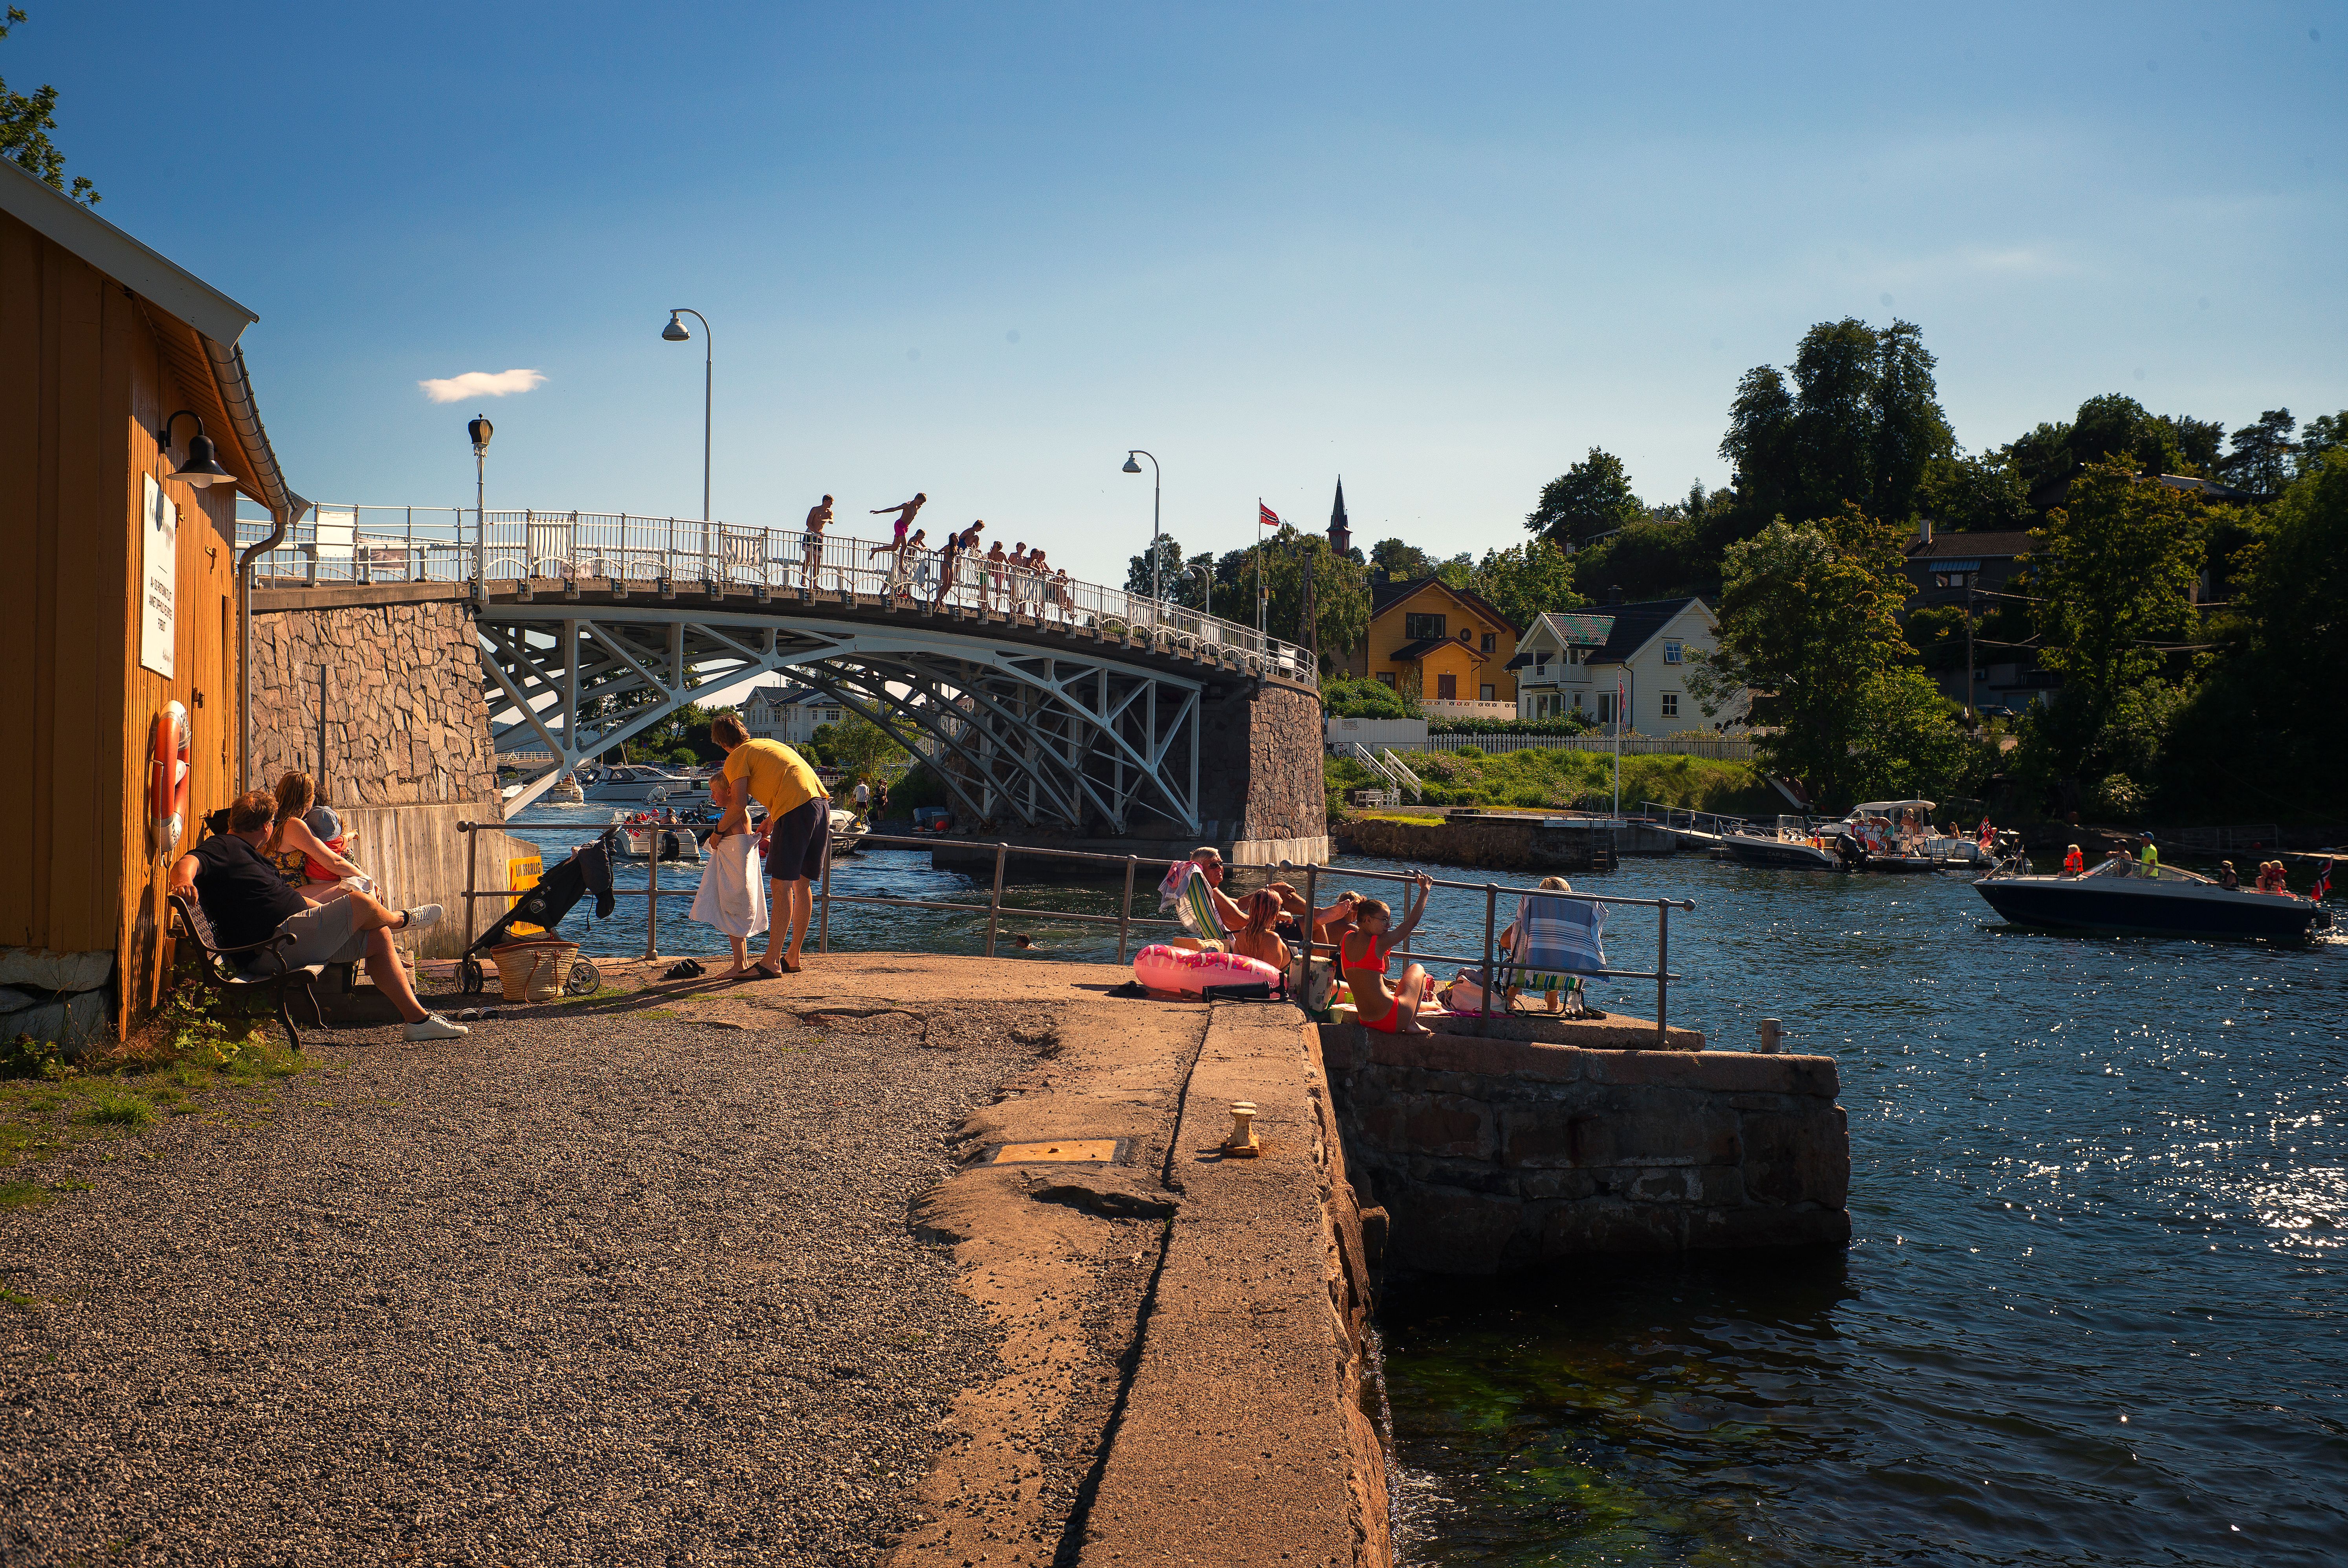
506,855,543,936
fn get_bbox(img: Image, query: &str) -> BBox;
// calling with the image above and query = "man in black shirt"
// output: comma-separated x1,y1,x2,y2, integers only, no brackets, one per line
171,791,469,1042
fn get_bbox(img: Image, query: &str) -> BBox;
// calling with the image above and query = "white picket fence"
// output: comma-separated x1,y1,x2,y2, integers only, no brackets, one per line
1332,733,1754,760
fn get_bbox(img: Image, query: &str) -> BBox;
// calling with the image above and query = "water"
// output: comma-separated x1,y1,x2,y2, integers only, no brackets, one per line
499,814,2348,1560
1349,853,2348,1568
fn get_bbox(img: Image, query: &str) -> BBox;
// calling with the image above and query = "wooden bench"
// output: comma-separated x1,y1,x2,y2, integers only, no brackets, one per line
167,893,328,1050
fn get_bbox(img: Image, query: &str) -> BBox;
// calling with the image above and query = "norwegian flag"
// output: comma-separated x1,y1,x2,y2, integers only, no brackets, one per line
2315,859,2335,902
1259,502,1281,528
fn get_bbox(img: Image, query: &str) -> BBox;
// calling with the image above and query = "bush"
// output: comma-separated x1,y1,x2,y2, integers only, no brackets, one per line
1425,713,1596,736
1321,674,1418,719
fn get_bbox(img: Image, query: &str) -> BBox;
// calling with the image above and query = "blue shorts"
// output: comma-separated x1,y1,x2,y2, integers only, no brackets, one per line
766,798,829,883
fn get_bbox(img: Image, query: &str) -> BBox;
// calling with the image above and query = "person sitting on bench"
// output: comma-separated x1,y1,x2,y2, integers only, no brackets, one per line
170,790,468,1042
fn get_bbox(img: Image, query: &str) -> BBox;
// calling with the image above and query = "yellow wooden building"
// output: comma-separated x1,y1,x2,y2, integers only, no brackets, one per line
0,160,306,1040
1341,576,1521,708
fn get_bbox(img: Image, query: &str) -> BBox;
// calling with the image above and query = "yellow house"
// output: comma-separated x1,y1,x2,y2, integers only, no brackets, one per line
1344,576,1520,709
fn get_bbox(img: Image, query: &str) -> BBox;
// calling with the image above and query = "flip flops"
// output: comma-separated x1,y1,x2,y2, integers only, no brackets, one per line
662,959,706,981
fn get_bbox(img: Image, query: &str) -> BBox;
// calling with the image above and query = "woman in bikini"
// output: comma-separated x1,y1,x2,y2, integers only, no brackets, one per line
1342,873,1436,1035
1230,890,1291,972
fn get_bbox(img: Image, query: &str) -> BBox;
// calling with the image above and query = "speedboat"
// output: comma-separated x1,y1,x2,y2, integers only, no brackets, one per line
583,765,712,806
604,810,703,863
1723,800,1993,874
1972,858,2335,941
828,807,868,857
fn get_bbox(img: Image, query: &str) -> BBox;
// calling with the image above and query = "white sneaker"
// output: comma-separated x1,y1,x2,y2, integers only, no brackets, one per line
405,1012,470,1041
400,904,444,932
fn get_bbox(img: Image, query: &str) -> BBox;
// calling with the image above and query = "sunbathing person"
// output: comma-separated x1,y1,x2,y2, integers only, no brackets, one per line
1341,874,1436,1035
172,789,464,1041
1229,890,1291,971
1161,846,1250,947
1497,875,1599,1016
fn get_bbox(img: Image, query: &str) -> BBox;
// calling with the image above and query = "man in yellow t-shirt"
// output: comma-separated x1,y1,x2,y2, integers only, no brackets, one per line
711,713,830,976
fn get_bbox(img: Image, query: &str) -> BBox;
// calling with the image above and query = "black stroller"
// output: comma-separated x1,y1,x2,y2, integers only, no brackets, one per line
457,839,615,996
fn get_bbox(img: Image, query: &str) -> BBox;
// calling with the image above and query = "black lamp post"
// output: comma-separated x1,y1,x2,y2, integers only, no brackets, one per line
662,309,713,520
470,416,493,591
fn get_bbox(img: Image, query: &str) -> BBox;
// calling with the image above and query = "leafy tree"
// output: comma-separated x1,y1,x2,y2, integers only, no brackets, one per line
2161,449,2348,816
1684,506,1955,807
2012,462,2203,807
1367,537,1441,583
817,713,909,782
1464,537,1582,628
1718,319,1955,531
1567,518,1715,603
2220,408,2297,495
1526,449,1644,549
1124,534,1191,601
1917,453,2029,534
1260,528,1369,656
2297,410,2347,478
1321,673,1416,719
0,9,94,205
1998,396,2225,501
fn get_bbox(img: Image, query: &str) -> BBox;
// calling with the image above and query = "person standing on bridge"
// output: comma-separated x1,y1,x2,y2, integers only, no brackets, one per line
934,520,984,611
800,495,833,591
709,712,829,977
870,526,923,600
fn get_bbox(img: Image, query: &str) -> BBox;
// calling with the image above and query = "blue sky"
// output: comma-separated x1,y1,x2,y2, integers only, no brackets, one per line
28,2,2347,584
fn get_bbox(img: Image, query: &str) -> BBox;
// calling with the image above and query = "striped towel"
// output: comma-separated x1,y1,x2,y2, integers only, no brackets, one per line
1157,861,1229,939
1502,894,1605,993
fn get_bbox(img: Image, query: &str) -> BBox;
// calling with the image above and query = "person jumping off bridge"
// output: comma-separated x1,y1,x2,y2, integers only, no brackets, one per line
871,493,926,542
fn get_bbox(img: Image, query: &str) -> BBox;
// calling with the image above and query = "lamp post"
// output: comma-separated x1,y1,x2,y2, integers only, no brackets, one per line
662,309,713,520
1187,561,1212,620
1122,449,1160,619
468,415,493,595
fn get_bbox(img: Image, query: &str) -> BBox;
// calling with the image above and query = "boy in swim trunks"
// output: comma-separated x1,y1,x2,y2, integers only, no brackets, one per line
1341,873,1435,1034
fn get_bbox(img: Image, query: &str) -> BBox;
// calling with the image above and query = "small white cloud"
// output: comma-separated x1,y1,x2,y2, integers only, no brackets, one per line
418,368,547,403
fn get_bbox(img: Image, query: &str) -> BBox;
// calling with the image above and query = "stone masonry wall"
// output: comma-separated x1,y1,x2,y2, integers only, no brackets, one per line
1321,1023,1849,1274
251,599,496,808
1196,678,1324,844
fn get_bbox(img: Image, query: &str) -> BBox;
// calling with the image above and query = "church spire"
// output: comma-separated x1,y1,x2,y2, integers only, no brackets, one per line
1328,476,1351,557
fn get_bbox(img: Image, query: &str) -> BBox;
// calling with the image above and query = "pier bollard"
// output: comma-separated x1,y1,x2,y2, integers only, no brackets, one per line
1222,1102,1260,1158
1758,1017,1782,1054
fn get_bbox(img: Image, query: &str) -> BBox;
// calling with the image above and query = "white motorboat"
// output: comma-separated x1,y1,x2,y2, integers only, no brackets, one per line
1973,857,2334,942
604,810,703,863
828,808,868,857
583,765,713,806
1723,799,1993,873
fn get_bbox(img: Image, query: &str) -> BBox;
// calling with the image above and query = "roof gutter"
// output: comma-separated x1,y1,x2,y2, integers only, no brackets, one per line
206,333,311,793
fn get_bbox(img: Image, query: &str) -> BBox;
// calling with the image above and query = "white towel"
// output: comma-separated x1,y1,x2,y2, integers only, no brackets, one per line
690,833,769,938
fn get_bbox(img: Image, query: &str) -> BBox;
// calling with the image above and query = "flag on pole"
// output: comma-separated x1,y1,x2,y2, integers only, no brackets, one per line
2315,858,2334,902
1260,502,1281,528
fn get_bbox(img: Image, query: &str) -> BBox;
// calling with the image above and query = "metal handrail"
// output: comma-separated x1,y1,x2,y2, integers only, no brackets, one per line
1282,857,1694,1045
235,502,1317,685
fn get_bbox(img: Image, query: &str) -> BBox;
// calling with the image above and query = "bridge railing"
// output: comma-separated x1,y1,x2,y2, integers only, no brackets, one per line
236,503,1316,682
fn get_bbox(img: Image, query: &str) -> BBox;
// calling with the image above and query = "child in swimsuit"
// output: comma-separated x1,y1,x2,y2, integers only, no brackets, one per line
1341,873,1435,1035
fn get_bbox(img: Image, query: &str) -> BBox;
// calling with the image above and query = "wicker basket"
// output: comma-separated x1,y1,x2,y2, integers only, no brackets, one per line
490,939,579,1004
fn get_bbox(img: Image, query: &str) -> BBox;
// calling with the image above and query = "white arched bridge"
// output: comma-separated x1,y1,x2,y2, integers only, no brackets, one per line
238,505,1319,835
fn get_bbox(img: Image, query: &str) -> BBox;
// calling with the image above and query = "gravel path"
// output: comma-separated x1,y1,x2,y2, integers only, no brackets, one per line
0,1006,1039,1566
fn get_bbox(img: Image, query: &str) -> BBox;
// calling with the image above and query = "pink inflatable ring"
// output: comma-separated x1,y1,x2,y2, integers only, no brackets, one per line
1132,943,1283,998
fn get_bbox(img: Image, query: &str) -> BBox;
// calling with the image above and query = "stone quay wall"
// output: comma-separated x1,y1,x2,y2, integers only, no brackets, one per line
250,596,496,809
1319,1023,1849,1275
1198,678,1326,849
1335,813,1623,872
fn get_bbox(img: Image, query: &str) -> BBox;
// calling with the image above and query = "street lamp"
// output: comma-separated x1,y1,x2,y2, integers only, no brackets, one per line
1187,561,1213,620
661,308,713,520
1122,449,1160,617
468,416,493,593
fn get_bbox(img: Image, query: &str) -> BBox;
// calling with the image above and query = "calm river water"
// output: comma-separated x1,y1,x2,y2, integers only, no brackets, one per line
508,808,2346,1564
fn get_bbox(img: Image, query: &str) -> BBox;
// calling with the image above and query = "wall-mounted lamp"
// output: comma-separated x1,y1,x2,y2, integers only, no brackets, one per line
158,410,234,487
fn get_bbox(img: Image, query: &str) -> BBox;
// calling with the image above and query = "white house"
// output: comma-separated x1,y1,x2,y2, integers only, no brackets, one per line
1504,596,1724,735
739,682,846,746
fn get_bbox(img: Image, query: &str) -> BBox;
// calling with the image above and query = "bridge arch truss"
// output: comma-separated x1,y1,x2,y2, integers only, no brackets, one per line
478,605,1206,835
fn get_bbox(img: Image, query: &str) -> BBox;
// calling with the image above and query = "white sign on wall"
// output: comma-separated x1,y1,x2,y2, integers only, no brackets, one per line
140,473,176,679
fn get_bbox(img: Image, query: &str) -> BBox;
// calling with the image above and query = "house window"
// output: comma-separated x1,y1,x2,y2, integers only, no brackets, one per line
1664,641,1682,664
1660,692,1679,717
1533,654,1548,674
1481,632,1496,653
1479,683,1495,701
1569,647,1585,665
1571,692,1583,709
1597,693,1615,723
1403,612,1446,640
1436,673,1458,700
1375,671,1396,689
1458,628,1472,643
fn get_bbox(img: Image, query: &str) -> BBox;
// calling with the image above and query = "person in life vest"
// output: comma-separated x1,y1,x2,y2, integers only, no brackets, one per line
2062,844,2085,877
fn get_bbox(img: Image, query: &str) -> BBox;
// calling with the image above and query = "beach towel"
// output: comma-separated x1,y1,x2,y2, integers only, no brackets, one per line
689,833,769,939
1501,893,1605,994
1157,861,1229,940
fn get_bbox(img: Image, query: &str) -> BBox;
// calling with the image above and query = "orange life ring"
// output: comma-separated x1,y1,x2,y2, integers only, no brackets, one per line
151,702,190,858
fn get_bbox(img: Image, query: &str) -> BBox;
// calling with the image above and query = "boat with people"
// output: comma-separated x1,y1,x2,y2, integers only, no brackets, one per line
1971,855,2335,941
605,810,703,863
1721,800,1995,873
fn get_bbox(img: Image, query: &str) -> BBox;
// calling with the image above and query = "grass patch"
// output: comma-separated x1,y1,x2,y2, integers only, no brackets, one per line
1359,811,1447,826
1328,749,1770,818
0,1180,53,1211
0,1287,39,1309
80,1091,154,1129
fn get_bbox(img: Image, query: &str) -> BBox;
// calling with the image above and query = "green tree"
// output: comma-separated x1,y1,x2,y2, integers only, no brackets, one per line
824,712,909,782
2220,408,2297,495
1686,506,1954,807
1258,528,1369,657
1465,537,1583,628
0,10,95,205
2296,410,2347,478
1526,448,1644,549
2012,462,2204,807
1718,319,1955,531
1367,537,1440,583
1124,534,1191,601
1917,452,2029,534
1321,673,1416,719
